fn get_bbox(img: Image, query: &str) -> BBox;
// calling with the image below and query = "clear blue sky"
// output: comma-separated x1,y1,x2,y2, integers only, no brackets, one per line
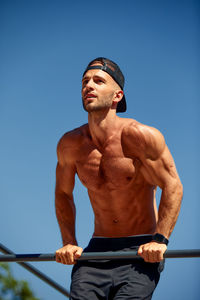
0,0,199,299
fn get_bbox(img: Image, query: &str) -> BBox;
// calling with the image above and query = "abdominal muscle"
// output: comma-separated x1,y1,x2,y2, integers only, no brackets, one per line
75,123,159,238
88,185,158,238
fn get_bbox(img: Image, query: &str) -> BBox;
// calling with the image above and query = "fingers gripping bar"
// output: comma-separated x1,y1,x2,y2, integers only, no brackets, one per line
0,249,200,262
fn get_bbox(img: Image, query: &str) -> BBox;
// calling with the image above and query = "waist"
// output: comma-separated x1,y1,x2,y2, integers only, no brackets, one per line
84,234,153,252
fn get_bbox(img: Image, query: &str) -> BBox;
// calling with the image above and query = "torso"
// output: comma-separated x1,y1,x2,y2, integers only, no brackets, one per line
70,120,158,237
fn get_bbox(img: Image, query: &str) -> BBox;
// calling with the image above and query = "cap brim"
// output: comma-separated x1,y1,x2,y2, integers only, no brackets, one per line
116,95,127,113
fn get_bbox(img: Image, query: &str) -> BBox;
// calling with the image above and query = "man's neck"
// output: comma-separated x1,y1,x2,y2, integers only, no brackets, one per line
88,110,119,150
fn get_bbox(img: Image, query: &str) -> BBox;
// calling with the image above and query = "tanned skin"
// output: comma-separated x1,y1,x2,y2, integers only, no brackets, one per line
55,65,183,265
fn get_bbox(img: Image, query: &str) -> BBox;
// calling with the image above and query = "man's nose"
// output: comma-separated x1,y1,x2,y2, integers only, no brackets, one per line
85,79,95,89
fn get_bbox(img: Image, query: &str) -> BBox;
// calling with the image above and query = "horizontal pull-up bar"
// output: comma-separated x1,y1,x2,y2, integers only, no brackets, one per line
0,249,200,263
0,243,70,298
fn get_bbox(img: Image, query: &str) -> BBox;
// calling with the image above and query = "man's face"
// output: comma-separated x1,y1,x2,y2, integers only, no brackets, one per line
82,68,119,113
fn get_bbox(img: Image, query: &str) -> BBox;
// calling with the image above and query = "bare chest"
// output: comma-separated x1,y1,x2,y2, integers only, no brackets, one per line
76,139,141,191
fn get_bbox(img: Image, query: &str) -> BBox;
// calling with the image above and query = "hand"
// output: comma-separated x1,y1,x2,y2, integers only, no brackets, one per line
138,242,167,263
56,244,83,265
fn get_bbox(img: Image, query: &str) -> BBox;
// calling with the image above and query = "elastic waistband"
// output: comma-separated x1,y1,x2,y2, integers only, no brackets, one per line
84,235,153,252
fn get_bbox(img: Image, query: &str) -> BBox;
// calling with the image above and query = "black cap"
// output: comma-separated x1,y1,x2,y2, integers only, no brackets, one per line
83,57,127,113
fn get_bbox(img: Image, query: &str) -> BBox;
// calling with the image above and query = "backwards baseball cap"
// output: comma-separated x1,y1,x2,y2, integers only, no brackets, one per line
83,57,127,113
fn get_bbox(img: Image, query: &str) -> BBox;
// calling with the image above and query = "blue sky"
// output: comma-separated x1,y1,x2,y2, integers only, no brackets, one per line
0,0,199,299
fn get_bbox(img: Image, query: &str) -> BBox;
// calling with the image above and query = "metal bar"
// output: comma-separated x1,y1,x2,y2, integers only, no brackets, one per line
0,243,70,298
0,253,56,262
80,249,200,260
0,249,200,262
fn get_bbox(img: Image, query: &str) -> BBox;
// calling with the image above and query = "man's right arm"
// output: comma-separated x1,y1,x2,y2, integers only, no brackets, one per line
55,136,83,265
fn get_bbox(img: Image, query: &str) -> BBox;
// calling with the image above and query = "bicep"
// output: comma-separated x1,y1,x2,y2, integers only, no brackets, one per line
55,161,76,197
141,145,180,189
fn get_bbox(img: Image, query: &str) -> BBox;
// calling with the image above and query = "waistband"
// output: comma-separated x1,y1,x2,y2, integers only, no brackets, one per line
84,235,154,253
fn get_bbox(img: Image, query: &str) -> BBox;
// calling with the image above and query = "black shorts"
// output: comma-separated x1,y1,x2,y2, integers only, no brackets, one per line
70,235,165,300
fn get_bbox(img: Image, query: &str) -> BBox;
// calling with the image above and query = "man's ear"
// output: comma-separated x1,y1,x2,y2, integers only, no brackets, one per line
111,90,124,110
113,90,124,104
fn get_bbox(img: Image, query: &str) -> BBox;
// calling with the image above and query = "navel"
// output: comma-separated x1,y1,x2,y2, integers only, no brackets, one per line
113,219,119,223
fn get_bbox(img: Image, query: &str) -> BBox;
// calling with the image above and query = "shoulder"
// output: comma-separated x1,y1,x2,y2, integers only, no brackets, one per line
122,120,165,160
57,124,88,165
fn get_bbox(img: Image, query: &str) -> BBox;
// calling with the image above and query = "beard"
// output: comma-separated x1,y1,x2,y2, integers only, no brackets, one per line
82,96,113,113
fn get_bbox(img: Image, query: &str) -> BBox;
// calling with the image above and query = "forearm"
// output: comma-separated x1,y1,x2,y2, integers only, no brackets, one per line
156,180,183,239
55,191,77,246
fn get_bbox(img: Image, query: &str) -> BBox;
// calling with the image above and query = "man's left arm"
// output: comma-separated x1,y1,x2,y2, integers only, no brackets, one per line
137,127,183,262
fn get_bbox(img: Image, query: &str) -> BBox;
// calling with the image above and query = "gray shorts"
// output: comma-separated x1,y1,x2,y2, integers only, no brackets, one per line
70,235,164,300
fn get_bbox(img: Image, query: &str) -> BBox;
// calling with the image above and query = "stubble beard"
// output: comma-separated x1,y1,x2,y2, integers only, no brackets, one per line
82,97,113,113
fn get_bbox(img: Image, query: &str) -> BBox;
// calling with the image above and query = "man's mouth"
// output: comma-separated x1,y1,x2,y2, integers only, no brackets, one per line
84,93,97,100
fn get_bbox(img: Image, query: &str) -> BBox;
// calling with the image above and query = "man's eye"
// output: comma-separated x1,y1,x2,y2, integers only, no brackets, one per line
96,79,104,84
82,80,88,86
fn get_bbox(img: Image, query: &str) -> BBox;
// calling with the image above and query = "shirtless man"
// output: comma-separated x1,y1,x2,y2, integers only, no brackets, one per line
55,57,183,299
